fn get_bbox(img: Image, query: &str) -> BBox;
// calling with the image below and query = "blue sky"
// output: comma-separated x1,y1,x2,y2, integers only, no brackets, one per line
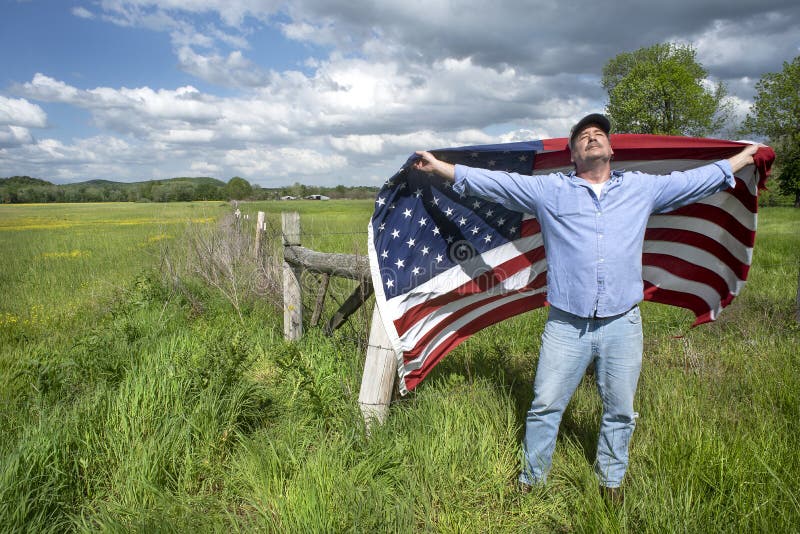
1,0,798,187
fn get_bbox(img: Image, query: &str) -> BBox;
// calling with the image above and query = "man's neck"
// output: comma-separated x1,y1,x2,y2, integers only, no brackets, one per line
575,163,612,184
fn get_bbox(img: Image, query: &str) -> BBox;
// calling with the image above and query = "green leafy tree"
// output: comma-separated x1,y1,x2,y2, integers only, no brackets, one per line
226,177,253,200
742,55,800,207
602,43,730,136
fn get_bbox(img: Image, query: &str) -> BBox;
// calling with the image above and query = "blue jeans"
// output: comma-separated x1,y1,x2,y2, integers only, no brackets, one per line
519,305,643,488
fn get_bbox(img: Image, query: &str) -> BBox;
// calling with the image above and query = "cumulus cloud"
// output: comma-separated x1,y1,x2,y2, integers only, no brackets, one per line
72,6,95,19
0,96,47,128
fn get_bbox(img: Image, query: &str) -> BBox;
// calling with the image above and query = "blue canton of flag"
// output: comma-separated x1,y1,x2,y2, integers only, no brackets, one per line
371,142,541,299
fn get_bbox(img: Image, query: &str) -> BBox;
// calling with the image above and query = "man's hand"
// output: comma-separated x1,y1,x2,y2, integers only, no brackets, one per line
727,143,763,174
414,151,456,182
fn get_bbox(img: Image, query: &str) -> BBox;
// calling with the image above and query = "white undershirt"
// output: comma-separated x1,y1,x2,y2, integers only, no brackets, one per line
589,182,605,198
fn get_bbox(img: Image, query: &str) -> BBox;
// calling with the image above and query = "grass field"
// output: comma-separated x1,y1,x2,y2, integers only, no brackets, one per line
1,201,798,532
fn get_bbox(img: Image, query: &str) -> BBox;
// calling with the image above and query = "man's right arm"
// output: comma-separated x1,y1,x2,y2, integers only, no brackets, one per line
413,151,455,181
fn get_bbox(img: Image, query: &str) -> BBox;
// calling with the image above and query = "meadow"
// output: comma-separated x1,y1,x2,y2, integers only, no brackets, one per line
0,200,798,532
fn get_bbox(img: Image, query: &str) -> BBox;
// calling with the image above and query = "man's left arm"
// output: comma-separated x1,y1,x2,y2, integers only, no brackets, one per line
651,144,760,214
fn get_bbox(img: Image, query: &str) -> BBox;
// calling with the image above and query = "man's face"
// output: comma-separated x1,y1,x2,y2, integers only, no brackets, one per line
569,125,613,169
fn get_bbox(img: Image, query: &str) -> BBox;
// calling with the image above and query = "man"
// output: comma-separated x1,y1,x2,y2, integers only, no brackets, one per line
413,114,759,501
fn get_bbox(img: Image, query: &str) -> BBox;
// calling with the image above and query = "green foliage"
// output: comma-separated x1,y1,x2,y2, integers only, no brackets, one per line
225,176,253,200
742,55,800,206
602,43,730,136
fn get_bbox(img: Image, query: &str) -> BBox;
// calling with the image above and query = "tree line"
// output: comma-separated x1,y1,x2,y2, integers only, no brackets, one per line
0,175,378,204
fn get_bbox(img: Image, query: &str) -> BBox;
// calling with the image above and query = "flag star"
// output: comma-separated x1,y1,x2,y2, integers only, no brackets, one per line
402,208,412,218
378,222,386,231
386,278,394,288
406,238,416,247
445,207,454,216
485,209,494,217
458,216,468,226
386,179,394,187
472,200,481,209
483,234,492,243
432,226,440,236
376,196,386,206
471,152,479,158
418,217,427,226
398,183,406,190
395,259,405,269
389,203,396,210
458,190,467,198
412,266,421,275
488,159,496,166
391,229,400,238
432,196,440,206
470,226,480,235
509,226,517,234
519,154,528,161
435,254,444,263
444,182,452,189
497,217,506,226
445,236,454,244
414,188,423,198
381,249,389,259
421,246,430,255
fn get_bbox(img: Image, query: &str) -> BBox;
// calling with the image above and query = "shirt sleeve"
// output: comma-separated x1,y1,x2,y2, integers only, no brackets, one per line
453,164,545,214
650,160,736,214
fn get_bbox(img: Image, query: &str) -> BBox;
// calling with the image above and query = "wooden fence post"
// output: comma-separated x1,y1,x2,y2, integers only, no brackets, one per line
254,211,265,258
282,212,302,340
358,305,398,427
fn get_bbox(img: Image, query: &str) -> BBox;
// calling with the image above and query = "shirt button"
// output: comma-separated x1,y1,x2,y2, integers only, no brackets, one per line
599,258,605,263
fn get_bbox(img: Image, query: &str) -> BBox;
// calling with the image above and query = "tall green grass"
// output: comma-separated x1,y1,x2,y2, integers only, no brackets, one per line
0,202,798,532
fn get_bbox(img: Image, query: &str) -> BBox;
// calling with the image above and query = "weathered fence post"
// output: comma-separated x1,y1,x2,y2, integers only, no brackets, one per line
358,305,398,427
282,212,302,340
254,211,265,258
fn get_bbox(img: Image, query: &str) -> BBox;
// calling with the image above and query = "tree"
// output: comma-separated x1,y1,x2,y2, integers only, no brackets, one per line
742,55,800,207
602,43,730,136
226,177,253,200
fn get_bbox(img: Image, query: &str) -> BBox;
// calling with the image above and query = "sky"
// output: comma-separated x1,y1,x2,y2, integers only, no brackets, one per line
0,0,798,187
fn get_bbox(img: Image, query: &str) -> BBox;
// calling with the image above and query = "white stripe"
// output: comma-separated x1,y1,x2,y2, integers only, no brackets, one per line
694,191,757,231
403,287,548,371
646,215,752,265
642,265,721,317
389,259,547,351
384,234,544,319
643,241,746,296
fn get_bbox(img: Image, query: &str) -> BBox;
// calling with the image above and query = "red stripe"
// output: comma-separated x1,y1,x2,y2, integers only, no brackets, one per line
644,228,750,280
727,177,758,213
402,293,548,391
394,246,546,335
643,282,711,320
520,217,541,237
400,273,547,353
660,203,754,247
533,135,750,171
643,253,733,301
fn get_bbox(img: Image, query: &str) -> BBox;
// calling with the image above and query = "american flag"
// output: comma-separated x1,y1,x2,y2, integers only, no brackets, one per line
368,135,774,394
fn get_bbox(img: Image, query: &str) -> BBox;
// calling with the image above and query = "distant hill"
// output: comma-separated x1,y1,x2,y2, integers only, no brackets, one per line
0,176,54,187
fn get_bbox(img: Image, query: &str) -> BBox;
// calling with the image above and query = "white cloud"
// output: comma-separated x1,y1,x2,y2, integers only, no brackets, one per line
0,96,47,128
72,7,95,19
223,146,347,178
0,126,34,148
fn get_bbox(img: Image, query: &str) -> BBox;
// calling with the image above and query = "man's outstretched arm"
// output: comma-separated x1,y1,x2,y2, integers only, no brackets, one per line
413,151,455,181
728,143,761,174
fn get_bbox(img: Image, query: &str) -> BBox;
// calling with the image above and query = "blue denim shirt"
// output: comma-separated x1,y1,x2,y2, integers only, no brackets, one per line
453,161,735,318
